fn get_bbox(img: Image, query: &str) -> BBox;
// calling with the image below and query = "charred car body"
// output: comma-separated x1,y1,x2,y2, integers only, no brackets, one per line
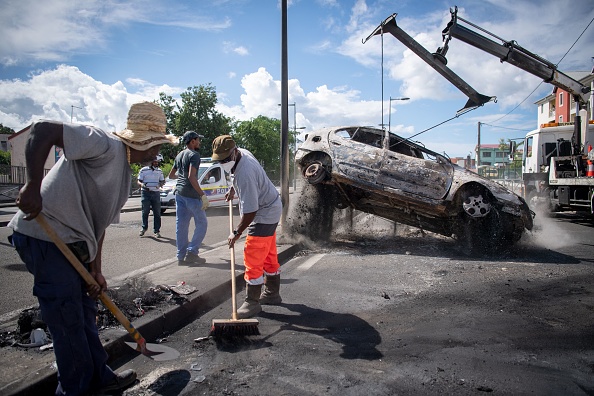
295,126,533,251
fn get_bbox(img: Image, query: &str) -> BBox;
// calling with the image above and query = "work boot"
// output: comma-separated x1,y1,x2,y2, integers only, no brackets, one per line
96,369,137,393
237,284,262,319
259,274,282,305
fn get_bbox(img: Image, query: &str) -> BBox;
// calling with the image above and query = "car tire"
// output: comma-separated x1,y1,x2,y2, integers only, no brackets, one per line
303,161,327,185
456,187,503,255
161,208,167,214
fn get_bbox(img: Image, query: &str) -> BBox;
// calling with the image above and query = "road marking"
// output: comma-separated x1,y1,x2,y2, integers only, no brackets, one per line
294,253,325,273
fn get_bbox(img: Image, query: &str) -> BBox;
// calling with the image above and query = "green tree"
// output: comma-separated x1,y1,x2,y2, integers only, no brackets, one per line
0,124,15,134
234,116,292,181
155,93,180,162
175,84,232,158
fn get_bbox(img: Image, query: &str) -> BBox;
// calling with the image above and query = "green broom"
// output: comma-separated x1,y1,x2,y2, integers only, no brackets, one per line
209,199,260,337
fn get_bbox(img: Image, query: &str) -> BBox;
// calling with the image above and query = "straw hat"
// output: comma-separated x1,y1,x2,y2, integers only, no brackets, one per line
113,102,179,150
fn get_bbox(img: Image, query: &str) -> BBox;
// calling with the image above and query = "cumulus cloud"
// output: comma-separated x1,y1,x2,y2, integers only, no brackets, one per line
0,65,182,132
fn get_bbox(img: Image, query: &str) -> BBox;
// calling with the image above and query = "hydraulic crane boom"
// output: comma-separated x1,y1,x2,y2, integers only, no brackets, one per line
439,7,590,106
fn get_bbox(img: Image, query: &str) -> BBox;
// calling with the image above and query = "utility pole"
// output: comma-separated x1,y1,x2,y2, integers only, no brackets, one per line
477,122,481,173
280,0,289,229
70,105,82,123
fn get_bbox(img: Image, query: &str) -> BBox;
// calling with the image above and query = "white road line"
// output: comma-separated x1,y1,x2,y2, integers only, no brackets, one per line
294,253,326,273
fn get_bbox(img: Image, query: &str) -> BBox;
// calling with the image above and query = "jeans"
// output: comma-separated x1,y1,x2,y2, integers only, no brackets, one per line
141,190,161,233
175,194,208,260
11,232,116,396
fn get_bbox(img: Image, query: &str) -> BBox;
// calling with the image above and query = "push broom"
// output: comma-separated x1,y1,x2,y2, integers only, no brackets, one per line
209,200,260,337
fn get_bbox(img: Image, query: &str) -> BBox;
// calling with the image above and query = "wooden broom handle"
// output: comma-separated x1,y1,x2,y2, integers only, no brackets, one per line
35,213,147,348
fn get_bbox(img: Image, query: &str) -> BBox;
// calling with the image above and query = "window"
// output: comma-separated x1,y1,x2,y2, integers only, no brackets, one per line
496,152,505,158
559,92,564,107
559,115,563,123
525,137,533,158
540,104,544,114
482,152,492,158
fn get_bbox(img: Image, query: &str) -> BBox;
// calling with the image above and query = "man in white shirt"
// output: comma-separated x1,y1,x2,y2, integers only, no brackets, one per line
138,154,165,237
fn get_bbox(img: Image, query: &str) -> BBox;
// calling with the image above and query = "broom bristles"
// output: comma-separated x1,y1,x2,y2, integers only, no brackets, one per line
209,318,260,337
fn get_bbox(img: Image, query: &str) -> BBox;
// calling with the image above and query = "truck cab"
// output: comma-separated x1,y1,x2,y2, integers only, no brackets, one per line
160,158,238,213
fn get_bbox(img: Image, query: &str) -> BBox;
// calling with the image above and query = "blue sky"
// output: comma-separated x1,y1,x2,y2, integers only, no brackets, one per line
1,0,593,158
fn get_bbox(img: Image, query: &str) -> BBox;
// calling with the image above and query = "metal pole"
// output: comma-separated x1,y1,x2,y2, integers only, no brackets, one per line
70,105,82,123
477,122,481,173
280,0,289,229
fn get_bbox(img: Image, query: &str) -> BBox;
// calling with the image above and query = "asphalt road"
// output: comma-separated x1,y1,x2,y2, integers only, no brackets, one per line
97,211,594,396
0,205,235,317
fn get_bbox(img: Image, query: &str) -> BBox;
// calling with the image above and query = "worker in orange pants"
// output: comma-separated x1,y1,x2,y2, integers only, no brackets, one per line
212,135,283,318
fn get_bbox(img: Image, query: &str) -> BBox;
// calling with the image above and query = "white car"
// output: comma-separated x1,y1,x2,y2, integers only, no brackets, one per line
160,159,238,213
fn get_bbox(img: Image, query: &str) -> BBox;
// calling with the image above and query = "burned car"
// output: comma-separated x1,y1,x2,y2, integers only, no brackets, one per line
295,126,533,251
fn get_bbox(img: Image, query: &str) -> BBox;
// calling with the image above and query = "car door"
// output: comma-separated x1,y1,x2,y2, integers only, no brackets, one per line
377,139,453,200
328,127,383,185
199,164,238,207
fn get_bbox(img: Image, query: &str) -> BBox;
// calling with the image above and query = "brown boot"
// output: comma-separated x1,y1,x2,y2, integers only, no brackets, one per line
259,274,282,305
237,284,262,319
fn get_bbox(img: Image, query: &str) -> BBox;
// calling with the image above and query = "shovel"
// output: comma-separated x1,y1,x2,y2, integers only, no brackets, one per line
35,213,179,362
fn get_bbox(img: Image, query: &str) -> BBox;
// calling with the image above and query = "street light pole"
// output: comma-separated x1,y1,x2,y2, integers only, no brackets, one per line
384,96,410,150
70,105,82,123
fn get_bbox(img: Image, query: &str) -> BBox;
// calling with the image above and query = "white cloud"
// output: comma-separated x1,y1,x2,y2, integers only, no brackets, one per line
0,65,182,131
0,0,232,66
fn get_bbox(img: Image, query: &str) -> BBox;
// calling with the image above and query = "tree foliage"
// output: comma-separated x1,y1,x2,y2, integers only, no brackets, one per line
233,116,294,181
156,85,232,162
0,124,15,134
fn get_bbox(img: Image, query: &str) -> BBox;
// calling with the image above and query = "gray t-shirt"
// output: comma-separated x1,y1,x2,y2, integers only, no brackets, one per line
8,123,131,261
173,148,201,199
233,148,282,224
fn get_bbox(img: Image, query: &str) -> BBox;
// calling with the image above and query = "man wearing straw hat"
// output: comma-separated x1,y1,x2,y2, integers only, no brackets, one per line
8,101,178,395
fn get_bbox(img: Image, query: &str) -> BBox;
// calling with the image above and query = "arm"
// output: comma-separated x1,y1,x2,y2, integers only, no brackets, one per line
87,231,107,299
168,166,178,179
188,165,205,196
228,211,256,248
16,121,64,220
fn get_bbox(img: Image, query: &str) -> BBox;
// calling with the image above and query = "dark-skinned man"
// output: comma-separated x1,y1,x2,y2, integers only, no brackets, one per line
8,102,178,396
211,135,283,318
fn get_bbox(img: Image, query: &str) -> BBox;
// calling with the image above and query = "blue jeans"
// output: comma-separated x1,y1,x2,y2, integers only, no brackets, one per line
175,194,208,260
11,232,116,396
141,190,161,233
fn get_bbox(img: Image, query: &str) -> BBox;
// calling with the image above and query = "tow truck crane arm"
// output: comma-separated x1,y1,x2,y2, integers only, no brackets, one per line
364,6,591,159
363,13,496,115
439,7,590,107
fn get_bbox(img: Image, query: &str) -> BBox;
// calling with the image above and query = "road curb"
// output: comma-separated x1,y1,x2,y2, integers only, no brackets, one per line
4,243,302,396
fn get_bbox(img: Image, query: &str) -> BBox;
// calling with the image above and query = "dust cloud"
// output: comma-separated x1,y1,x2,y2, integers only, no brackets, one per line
520,207,575,250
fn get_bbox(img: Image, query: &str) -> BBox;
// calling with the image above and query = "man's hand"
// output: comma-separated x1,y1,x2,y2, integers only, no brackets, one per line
88,270,107,300
15,183,43,220
225,187,235,202
228,232,240,248
201,194,210,210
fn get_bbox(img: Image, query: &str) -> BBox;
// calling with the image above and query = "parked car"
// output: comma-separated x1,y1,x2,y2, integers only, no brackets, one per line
160,159,238,213
294,126,534,252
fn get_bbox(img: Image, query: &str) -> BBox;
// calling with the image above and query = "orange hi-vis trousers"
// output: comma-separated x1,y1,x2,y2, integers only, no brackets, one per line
243,233,280,285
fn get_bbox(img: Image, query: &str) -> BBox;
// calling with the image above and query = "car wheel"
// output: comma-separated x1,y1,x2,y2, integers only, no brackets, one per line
304,161,327,185
456,188,502,254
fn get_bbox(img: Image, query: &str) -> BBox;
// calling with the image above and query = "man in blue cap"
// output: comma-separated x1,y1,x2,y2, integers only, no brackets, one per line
169,131,210,263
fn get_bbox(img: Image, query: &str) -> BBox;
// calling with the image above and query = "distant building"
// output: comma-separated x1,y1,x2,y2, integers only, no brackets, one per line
476,144,510,167
8,125,61,184
534,71,594,127
0,135,8,152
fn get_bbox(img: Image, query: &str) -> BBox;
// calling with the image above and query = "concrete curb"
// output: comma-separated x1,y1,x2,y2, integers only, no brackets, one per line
4,243,302,396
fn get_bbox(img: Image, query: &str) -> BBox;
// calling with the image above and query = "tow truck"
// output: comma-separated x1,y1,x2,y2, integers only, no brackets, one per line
364,7,593,214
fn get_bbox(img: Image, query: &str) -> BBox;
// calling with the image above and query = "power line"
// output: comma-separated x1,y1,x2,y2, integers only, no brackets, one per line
479,122,532,132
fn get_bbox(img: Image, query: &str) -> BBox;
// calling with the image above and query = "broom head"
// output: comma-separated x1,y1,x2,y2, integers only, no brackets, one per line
210,318,260,337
